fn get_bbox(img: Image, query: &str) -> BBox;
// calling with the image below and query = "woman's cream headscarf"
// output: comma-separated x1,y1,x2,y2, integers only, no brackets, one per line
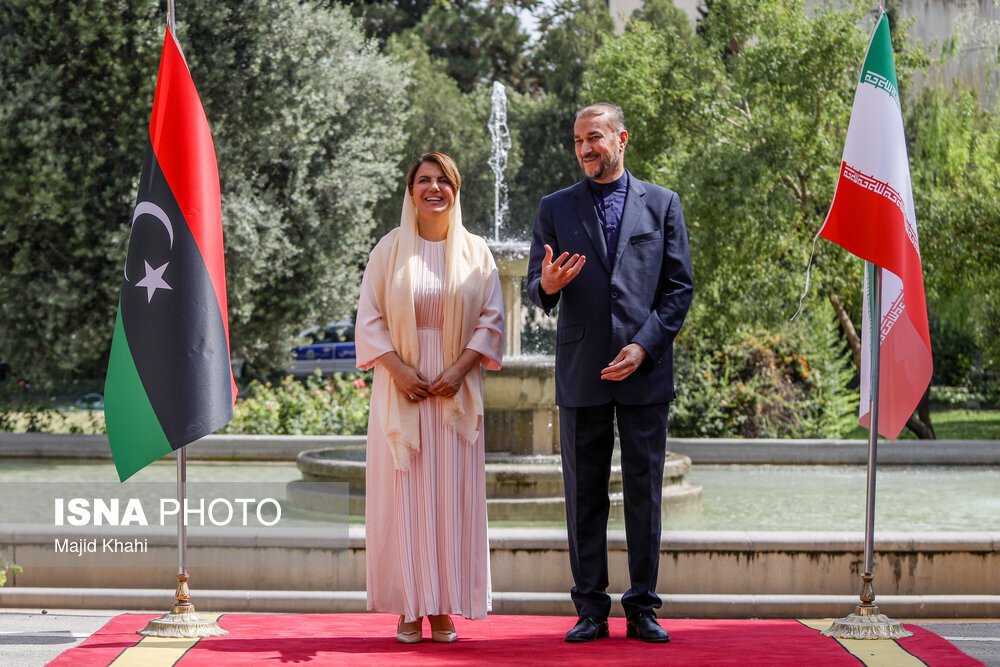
364,187,501,470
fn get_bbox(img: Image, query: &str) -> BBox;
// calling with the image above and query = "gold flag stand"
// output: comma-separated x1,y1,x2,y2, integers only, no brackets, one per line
139,573,228,638
822,265,912,640
822,574,911,640
138,445,227,638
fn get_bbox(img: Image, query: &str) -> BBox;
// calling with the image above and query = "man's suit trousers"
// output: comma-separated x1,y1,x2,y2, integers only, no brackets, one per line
559,401,669,619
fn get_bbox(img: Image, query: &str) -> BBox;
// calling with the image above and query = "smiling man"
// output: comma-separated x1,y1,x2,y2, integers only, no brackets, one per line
527,102,693,644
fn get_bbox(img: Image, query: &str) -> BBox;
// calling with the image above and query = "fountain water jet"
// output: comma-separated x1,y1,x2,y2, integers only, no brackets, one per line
488,81,512,244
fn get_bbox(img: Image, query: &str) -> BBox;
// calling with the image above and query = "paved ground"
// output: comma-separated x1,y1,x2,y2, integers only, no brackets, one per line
0,609,114,667
0,609,997,666
919,622,1000,667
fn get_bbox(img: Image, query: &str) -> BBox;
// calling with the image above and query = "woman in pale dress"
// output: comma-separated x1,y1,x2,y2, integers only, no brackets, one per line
355,152,504,643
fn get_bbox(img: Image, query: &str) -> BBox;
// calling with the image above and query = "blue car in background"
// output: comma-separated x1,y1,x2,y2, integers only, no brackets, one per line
288,321,358,376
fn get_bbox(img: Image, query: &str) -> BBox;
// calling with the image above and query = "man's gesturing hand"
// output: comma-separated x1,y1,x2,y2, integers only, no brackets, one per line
540,244,586,295
600,343,648,382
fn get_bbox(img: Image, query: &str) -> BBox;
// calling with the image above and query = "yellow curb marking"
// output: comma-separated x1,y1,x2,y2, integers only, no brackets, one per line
110,613,224,667
800,619,927,667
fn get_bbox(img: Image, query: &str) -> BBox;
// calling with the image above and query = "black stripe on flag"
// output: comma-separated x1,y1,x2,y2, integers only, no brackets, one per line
119,141,233,448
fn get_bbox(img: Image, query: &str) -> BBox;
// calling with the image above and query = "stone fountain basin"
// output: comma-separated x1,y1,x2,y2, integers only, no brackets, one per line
292,446,702,522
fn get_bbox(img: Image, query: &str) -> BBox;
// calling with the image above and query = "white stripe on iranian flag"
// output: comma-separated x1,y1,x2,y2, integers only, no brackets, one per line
842,84,919,255
819,14,932,440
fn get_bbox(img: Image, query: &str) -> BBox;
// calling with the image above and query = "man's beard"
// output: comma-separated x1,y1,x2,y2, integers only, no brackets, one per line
581,150,620,181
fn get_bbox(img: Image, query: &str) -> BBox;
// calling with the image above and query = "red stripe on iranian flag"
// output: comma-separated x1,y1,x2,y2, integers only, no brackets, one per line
823,164,930,351
824,168,932,439
860,305,933,438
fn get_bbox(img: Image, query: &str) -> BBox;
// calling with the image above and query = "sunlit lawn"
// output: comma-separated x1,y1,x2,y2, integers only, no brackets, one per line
846,407,1000,440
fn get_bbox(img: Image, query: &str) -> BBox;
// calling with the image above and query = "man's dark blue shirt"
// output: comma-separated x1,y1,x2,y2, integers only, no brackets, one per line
587,170,629,265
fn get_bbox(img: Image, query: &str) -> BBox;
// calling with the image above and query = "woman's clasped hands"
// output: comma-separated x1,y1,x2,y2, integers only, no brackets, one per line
392,361,431,402
381,350,477,403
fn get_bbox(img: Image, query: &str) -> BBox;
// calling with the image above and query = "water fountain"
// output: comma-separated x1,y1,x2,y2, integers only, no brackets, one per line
481,81,559,456
291,82,701,520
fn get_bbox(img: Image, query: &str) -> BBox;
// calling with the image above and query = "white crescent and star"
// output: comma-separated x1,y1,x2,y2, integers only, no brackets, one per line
124,201,175,303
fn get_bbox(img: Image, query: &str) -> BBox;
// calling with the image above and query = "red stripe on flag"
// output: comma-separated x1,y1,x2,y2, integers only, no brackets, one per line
859,307,933,439
821,163,931,352
148,28,237,400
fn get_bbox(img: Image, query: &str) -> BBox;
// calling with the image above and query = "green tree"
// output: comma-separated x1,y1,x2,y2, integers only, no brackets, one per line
0,0,409,382
179,2,408,375
340,0,435,46
508,0,614,238
408,1,534,93
0,0,162,381
375,32,521,241
671,300,858,438
629,0,695,37
527,0,615,103
586,0,838,330
907,84,1000,395
587,0,928,338
585,0,936,436
346,0,615,242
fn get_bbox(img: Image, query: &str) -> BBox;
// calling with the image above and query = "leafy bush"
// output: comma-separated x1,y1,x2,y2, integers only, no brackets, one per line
670,304,858,439
0,373,372,436
928,313,999,407
521,301,557,356
0,379,105,434
224,372,371,436
0,553,21,587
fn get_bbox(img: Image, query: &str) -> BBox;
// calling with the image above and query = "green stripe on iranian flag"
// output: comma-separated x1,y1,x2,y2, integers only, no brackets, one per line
819,13,932,440
860,14,900,109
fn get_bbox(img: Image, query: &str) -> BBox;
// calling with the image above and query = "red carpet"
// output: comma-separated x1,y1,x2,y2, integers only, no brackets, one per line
51,613,984,666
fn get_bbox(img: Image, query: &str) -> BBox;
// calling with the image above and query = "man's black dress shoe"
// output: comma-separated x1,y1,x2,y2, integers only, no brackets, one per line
565,615,610,643
626,612,670,643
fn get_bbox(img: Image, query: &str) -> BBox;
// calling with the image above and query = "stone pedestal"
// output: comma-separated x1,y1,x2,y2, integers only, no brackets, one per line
484,240,560,456
482,356,559,456
490,240,529,358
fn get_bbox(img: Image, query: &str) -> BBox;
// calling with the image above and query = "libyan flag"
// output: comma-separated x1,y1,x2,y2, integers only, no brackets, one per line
819,13,932,440
104,27,237,482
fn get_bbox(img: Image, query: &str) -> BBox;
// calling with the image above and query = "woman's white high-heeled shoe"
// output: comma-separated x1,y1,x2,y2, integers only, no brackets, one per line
429,616,457,643
396,617,422,644
431,628,458,643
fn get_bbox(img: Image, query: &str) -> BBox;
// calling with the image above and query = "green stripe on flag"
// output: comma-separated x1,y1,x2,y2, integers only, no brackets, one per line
860,14,900,108
104,301,172,481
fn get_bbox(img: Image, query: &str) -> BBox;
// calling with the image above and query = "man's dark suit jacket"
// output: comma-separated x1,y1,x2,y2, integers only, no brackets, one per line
527,173,693,408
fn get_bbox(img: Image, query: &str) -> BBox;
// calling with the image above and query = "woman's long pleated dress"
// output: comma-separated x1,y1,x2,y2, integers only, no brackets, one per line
357,237,504,622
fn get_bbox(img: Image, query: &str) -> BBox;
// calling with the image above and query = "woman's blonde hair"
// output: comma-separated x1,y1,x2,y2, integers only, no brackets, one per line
405,152,462,192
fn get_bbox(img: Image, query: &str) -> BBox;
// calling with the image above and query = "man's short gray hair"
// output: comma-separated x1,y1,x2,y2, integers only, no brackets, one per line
575,103,627,134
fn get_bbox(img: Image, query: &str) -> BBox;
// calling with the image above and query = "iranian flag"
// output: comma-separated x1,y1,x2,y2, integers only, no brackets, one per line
819,13,932,440
104,27,236,481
